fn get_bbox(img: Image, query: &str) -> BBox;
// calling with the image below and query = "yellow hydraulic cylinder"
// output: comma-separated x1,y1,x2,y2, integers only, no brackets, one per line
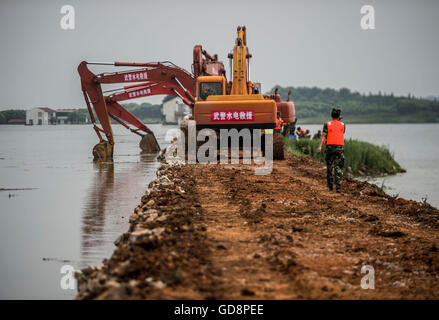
230,26,249,96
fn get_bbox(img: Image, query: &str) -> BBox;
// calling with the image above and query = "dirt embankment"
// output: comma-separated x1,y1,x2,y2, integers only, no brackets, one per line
75,154,439,299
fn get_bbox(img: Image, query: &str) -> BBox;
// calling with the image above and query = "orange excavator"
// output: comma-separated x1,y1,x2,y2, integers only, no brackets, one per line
78,26,295,161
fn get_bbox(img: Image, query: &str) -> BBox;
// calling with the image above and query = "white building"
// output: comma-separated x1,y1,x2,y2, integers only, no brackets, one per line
162,97,190,124
26,107,56,125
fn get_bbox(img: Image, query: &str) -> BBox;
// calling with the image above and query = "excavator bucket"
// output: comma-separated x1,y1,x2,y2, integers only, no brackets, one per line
139,133,160,153
93,141,114,162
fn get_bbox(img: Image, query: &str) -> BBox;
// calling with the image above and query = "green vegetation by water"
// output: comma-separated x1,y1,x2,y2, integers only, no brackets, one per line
284,138,405,176
272,86,439,123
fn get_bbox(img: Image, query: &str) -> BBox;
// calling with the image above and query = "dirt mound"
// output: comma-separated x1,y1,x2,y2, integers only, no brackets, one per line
76,154,439,299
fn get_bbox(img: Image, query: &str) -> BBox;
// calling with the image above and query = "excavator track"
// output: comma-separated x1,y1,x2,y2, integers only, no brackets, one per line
273,132,285,160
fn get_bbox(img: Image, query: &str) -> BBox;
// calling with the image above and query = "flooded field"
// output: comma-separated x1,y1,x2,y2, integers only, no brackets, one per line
0,124,175,299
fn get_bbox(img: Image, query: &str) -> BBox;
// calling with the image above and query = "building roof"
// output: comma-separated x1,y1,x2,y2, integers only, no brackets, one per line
56,109,77,113
163,96,179,104
39,107,56,113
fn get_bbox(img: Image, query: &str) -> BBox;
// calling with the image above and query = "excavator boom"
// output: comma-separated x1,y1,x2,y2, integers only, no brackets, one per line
78,61,196,161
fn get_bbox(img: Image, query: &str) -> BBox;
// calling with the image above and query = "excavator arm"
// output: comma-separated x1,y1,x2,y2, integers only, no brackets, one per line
78,61,196,161
106,81,194,107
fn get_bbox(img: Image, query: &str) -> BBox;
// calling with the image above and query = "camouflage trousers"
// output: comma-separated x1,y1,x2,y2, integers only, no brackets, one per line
325,146,344,191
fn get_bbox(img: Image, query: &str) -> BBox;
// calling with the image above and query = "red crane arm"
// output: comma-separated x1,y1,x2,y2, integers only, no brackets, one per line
93,61,196,103
106,101,152,136
105,82,193,107
79,62,114,144
77,61,195,146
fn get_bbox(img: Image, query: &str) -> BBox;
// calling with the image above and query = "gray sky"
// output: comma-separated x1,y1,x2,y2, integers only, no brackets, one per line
0,0,438,110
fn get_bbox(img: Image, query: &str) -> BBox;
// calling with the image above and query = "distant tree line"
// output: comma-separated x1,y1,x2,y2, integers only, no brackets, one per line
0,104,164,125
62,103,163,124
3,88,438,125
0,109,26,124
121,102,163,123
271,86,439,123
64,109,90,124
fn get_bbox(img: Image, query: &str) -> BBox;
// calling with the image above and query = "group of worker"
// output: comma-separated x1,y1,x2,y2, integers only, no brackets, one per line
274,113,321,139
276,108,346,193
296,127,322,140
274,112,284,133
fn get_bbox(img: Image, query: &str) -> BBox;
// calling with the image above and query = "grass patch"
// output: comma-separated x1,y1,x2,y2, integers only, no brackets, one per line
284,137,405,176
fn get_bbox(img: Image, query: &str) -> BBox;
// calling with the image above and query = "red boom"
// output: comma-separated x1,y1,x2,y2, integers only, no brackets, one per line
78,61,195,149
77,47,224,161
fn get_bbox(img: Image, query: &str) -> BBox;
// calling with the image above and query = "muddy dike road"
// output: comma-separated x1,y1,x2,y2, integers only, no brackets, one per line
75,154,439,299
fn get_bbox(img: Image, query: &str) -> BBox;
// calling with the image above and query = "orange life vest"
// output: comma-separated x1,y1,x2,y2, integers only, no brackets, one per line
275,117,282,130
325,120,345,145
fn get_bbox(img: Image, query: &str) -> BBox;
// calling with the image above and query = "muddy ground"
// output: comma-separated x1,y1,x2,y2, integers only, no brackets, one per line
76,154,439,299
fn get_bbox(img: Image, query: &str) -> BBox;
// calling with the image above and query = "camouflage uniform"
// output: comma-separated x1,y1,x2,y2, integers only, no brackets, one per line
323,123,345,192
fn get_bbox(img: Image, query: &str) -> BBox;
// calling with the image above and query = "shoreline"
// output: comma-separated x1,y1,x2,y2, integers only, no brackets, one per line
75,150,439,299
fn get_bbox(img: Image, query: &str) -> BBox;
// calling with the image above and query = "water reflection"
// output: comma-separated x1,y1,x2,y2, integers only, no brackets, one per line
0,124,171,298
140,152,161,162
79,152,161,269
81,162,114,267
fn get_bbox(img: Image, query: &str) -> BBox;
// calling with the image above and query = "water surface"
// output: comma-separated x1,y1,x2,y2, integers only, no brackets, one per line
0,124,175,299
0,123,437,299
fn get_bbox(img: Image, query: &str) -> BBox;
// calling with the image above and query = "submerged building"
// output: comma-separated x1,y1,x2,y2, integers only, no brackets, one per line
26,107,56,125
162,97,190,124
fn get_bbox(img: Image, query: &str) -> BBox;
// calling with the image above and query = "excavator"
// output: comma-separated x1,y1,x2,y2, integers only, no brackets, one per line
78,26,295,161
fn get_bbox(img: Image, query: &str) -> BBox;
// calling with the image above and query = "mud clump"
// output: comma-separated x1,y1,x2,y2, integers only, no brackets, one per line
76,152,439,300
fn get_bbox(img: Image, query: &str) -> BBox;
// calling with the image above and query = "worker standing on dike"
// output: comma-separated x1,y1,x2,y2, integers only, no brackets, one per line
274,112,283,133
317,108,345,193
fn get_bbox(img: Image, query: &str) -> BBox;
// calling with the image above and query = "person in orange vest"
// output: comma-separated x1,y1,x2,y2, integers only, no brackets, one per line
296,126,306,138
274,112,283,133
317,108,345,193
305,129,311,139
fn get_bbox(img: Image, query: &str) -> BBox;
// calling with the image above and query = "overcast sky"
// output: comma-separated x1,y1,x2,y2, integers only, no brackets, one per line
0,0,438,110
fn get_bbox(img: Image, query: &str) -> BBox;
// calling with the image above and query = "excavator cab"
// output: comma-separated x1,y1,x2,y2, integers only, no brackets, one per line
197,76,226,101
